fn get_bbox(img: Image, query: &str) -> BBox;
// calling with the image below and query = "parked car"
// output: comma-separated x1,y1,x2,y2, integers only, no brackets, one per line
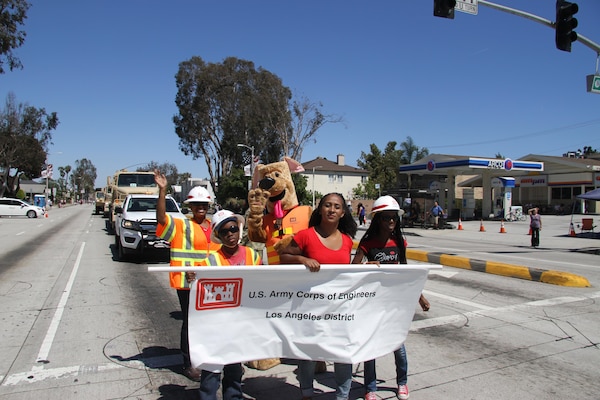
0,197,45,218
113,194,187,260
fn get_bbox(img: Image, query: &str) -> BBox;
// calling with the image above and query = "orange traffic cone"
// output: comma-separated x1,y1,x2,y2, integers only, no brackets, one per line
457,218,464,230
528,227,532,235
499,219,506,233
479,219,486,232
569,222,576,237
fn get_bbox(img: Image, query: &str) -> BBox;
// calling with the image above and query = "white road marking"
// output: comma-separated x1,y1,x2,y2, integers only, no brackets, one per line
428,270,458,278
422,289,494,310
36,242,86,363
410,290,600,331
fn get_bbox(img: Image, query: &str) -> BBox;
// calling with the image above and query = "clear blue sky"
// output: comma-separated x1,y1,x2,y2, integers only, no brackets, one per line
3,0,600,188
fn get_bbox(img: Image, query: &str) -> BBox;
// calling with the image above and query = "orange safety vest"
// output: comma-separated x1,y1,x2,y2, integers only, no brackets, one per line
263,205,311,264
203,246,262,266
156,214,221,289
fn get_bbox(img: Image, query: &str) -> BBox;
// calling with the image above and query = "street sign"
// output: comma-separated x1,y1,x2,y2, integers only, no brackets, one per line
587,74,600,94
455,0,478,15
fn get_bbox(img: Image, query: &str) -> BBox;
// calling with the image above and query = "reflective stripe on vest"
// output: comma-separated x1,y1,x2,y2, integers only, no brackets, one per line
157,214,219,289
263,205,311,265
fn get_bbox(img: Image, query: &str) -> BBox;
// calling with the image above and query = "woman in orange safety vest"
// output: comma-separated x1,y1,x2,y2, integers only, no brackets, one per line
196,209,262,400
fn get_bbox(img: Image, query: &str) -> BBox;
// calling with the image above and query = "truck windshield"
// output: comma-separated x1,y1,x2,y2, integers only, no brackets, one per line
117,174,157,187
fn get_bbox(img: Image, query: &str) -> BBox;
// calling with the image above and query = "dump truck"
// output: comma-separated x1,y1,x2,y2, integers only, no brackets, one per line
106,170,158,232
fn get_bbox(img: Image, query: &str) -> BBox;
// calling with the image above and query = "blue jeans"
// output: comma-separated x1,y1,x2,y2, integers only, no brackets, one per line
364,344,407,393
298,360,353,400
199,363,244,400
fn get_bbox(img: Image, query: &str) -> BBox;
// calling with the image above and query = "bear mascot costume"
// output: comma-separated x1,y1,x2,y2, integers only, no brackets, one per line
245,157,327,373
246,157,312,265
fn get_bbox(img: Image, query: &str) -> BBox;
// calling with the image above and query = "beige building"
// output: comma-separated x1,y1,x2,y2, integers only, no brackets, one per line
301,154,369,209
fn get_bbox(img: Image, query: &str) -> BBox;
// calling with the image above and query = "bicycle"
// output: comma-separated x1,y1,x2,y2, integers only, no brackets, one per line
506,210,527,222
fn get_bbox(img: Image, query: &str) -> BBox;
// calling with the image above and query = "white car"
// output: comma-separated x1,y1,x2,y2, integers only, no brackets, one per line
0,197,45,218
113,194,186,260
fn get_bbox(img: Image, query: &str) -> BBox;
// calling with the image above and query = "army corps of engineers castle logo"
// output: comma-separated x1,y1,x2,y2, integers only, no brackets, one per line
195,278,243,310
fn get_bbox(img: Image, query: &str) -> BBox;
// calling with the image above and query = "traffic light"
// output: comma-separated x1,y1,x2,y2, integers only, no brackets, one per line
434,0,457,19
555,0,578,52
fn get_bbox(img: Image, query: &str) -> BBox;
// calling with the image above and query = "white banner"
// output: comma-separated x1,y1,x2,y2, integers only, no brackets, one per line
148,264,439,371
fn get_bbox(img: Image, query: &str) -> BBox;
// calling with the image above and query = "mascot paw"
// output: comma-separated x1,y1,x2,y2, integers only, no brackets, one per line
274,235,294,254
248,188,270,212
247,188,270,243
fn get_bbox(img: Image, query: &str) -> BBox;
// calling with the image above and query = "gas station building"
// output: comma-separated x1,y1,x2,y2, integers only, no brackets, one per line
398,154,600,219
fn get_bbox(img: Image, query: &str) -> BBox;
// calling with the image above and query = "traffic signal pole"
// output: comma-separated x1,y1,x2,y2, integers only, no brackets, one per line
477,0,600,55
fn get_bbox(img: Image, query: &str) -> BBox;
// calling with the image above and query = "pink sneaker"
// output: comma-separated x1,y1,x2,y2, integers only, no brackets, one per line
398,384,409,400
365,392,377,400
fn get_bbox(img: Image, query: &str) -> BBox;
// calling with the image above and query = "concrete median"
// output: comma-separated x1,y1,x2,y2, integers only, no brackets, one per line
406,248,591,287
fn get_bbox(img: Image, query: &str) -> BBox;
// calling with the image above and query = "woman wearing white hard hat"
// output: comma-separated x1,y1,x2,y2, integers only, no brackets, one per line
209,209,262,265
197,209,262,400
352,195,429,400
153,170,219,382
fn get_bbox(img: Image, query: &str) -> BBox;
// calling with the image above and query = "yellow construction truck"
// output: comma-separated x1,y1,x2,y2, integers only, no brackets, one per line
94,188,106,215
106,170,158,232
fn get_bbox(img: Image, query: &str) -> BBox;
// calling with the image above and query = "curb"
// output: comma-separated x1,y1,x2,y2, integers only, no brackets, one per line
406,249,591,288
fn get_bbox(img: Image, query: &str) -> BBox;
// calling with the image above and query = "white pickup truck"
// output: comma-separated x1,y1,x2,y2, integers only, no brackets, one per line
113,194,187,261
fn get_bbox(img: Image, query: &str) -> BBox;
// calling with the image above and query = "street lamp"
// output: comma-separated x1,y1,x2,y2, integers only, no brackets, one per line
237,143,255,177
312,166,322,209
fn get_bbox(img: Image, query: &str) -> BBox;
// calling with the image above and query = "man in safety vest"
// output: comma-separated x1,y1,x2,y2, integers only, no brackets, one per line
154,170,220,382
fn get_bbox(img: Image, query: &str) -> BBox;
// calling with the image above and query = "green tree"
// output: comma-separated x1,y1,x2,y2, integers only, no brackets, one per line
217,168,249,209
292,173,309,205
71,158,97,201
399,136,428,165
0,0,30,74
582,146,598,156
399,136,429,191
0,92,59,197
173,56,291,191
137,161,184,192
357,141,403,196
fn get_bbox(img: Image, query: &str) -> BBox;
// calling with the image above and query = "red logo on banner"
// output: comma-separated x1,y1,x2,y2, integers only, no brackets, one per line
196,278,243,310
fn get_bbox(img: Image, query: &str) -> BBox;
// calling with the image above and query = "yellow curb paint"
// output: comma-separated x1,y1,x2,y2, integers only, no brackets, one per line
540,271,591,287
439,254,471,270
406,249,430,262
486,262,533,280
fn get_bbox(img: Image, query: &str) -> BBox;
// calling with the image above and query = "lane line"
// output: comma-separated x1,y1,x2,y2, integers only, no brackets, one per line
36,242,86,363
422,289,494,310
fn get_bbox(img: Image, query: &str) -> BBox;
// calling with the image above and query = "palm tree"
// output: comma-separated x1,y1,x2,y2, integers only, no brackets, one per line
400,136,428,165
400,136,428,190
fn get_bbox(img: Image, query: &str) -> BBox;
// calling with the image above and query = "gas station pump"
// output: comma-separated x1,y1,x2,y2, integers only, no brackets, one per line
491,177,515,219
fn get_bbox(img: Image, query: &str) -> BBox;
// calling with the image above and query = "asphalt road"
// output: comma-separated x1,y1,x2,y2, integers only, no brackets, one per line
1,205,598,399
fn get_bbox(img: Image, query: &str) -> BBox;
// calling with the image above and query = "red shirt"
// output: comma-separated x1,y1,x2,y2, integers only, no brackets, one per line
293,227,353,264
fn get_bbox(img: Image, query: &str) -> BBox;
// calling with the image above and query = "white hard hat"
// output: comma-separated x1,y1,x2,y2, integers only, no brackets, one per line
210,209,245,244
369,195,405,219
184,186,213,204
